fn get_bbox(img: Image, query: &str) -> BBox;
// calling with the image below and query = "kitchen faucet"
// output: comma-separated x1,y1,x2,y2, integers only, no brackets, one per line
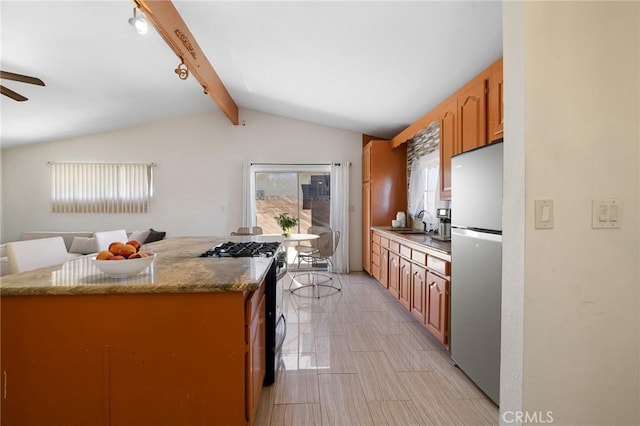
415,210,427,231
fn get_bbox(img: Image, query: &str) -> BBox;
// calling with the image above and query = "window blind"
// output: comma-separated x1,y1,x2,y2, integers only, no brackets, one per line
50,162,153,213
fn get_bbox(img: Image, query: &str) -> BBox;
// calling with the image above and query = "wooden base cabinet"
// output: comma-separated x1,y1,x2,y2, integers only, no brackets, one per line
425,271,450,345
370,229,451,348
388,251,401,299
410,263,427,324
380,248,389,289
1,288,267,425
399,258,412,310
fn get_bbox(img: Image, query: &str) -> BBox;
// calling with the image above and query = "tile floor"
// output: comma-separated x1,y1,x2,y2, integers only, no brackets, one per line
255,272,499,425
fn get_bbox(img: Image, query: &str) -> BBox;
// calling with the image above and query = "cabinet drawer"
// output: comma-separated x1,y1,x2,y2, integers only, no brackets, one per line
371,263,380,281
371,252,381,267
372,232,381,245
427,256,450,276
388,241,400,253
380,237,389,249
372,242,381,256
400,245,412,259
411,250,427,266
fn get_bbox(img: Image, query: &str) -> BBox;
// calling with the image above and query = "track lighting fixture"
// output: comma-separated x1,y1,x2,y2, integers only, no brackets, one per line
175,61,189,80
128,7,148,35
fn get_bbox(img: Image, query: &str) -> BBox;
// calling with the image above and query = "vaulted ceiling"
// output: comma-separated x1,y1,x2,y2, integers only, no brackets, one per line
0,1,502,149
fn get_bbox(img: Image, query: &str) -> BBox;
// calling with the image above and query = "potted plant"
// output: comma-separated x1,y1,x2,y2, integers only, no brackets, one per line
274,213,298,237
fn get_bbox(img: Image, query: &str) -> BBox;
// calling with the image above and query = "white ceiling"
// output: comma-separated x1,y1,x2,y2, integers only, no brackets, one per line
0,1,502,149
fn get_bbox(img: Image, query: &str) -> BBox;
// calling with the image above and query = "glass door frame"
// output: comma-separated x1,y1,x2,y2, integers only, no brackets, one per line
243,163,331,231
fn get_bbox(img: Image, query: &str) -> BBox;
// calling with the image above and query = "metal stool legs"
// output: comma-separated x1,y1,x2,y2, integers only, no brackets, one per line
288,258,342,298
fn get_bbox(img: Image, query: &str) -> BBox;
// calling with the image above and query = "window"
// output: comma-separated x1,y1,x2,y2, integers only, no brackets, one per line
50,162,153,213
408,150,440,231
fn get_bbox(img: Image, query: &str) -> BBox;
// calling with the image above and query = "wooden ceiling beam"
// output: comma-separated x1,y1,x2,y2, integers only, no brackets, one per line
134,0,239,125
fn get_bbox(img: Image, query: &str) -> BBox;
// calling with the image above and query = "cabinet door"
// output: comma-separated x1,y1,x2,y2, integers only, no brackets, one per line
399,258,411,310
388,252,400,299
380,248,389,289
458,76,488,153
410,263,427,324
363,142,372,182
246,293,266,423
362,181,371,273
488,57,504,142
425,271,449,345
439,97,457,200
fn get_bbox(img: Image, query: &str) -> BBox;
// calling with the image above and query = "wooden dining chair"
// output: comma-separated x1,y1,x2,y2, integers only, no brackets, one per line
6,237,69,274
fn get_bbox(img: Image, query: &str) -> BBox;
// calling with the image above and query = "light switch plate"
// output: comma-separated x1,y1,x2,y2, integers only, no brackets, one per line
535,199,554,229
592,198,622,229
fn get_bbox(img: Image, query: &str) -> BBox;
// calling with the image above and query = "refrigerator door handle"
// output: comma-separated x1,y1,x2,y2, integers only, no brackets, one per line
452,228,502,243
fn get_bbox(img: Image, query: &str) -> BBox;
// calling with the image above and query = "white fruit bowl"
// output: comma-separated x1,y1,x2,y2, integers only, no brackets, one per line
91,253,157,278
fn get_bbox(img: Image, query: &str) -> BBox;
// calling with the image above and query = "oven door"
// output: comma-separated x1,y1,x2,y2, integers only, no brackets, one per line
274,250,287,354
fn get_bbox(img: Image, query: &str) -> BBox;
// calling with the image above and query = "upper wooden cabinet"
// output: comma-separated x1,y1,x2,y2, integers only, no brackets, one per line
438,97,458,198
362,139,407,273
488,57,504,141
438,61,501,200
438,70,490,200
457,70,489,153
391,57,503,200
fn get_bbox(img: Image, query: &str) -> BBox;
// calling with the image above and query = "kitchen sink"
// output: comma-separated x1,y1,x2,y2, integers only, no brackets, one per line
393,229,429,235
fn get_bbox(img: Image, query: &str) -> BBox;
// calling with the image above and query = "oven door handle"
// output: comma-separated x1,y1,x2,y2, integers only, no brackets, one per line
274,314,286,353
276,257,288,281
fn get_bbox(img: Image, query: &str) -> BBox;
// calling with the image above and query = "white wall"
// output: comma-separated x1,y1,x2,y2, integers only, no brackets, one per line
502,2,639,424
1,108,364,271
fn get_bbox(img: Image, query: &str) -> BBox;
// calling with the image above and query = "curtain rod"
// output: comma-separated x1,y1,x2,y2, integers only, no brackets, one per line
47,162,157,166
250,162,330,166
249,162,351,166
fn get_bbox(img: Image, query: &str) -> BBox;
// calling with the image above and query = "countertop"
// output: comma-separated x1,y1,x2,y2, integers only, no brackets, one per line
372,226,451,257
0,235,283,297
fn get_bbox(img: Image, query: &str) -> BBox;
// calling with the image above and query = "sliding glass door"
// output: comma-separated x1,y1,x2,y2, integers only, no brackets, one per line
254,170,331,234
245,162,350,273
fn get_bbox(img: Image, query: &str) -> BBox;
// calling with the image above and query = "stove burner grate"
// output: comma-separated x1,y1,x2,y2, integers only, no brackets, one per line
199,241,281,258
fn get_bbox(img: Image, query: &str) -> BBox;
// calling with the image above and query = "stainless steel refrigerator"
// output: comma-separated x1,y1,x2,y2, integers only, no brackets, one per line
450,141,503,405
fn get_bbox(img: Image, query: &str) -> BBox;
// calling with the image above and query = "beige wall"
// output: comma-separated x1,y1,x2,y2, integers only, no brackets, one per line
503,2,639,424
1,108,364,271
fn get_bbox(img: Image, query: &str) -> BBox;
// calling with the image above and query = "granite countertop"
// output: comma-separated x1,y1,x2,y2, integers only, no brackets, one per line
0,236,283,297
372,226,451,257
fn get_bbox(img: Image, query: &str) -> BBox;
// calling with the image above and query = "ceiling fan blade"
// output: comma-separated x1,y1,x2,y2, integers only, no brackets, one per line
0,71,45,86
0,85,28,102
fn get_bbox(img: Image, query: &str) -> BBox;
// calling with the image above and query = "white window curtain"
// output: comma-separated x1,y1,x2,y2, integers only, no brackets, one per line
408,151,440,229
50,162,153,213
330,162,350,274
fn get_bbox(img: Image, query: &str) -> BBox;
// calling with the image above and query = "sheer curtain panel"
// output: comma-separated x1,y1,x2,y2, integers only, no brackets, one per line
330,162,350,273
50,162,153,213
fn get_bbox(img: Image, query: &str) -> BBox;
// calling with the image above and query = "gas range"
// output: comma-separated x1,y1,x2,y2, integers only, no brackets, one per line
199,241,281,258
199,238,287,386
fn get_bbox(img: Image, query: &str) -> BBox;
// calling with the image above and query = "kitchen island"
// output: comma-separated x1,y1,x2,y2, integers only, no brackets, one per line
0,236,281,426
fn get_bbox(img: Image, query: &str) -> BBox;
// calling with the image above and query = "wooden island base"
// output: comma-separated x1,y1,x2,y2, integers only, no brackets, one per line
1,287,265,425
